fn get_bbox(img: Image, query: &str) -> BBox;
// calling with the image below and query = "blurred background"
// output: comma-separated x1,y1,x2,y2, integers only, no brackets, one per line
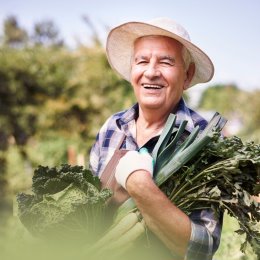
0,0,259,259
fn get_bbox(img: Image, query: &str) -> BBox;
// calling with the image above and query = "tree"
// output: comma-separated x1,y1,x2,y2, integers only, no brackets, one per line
0,46,75,211
32,20,63,47
198,84,241,115
3,15,28,47
0,15,137,229
198,84,260,141
238,90,260,142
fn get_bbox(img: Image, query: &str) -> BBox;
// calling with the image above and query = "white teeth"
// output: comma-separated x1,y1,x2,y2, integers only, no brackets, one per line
143,84,163,89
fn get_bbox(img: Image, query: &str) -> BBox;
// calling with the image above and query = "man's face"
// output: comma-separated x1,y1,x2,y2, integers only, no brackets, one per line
130,36,189,114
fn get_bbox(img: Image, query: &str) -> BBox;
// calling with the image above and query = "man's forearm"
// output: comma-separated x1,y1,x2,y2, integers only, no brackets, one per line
126,170,191,258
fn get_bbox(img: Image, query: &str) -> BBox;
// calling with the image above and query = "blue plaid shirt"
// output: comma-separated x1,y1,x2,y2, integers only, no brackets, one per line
89,98,222,260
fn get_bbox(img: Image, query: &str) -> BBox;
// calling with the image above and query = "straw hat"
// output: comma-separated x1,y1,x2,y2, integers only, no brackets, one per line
106,17,214,88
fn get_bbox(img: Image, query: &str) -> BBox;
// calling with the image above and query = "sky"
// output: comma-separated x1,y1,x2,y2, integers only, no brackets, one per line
1,0,260,97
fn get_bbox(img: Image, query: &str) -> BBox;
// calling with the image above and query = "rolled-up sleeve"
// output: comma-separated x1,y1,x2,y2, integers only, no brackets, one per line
185,209,223,260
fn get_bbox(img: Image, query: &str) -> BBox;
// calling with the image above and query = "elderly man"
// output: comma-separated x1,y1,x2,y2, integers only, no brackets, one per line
90,18,221,260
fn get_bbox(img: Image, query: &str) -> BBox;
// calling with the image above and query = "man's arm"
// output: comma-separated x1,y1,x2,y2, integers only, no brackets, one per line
115,151,220,260
126,170,191,259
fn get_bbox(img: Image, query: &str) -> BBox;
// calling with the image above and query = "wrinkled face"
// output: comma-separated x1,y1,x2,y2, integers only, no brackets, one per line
130,36,190,114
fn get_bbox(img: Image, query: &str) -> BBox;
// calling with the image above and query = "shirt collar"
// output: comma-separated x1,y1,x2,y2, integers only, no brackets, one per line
175,98,196,133
117,98,196,135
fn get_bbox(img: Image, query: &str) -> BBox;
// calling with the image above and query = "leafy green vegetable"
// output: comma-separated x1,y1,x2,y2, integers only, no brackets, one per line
17,164,112,244
31,164,101,195
161,135,260,256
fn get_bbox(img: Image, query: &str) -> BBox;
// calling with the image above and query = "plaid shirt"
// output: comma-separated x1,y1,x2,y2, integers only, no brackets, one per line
89,98,222,260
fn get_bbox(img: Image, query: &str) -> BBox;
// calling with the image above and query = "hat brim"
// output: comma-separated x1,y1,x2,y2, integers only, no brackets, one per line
106,21,214,87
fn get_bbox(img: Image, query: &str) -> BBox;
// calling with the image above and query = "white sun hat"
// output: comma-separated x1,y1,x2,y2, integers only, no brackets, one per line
106,17,214,88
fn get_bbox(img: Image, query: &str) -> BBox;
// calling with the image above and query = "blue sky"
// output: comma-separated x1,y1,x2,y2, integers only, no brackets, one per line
1,0,260,94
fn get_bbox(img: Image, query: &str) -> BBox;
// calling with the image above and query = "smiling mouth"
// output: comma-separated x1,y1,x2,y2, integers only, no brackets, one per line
142,84,163,89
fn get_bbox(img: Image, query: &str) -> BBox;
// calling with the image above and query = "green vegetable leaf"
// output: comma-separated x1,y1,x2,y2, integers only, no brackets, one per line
17,164,112,244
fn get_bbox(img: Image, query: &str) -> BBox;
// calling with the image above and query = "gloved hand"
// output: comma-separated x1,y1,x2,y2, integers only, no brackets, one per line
115,148,154,189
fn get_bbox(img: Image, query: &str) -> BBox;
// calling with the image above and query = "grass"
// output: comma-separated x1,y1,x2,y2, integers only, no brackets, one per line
214,213,257,260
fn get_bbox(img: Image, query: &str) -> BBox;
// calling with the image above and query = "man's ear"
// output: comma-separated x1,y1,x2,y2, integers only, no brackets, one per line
183,62,195,90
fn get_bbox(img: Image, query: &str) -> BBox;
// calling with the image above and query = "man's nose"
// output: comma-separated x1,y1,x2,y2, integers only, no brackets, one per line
143,64,161,79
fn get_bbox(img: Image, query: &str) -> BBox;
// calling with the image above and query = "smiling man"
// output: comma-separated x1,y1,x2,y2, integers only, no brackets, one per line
90,18,221,260
131,35,195,147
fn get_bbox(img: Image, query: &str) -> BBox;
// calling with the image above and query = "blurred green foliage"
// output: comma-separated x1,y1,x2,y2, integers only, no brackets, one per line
0,15,135,220
198,84,260,142
215,214,258,260
199,84,241,114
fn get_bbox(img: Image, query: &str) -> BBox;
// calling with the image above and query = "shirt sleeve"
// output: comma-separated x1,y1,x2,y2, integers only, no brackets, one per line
89,116,111,175
89,114,116,176
185,208,223,260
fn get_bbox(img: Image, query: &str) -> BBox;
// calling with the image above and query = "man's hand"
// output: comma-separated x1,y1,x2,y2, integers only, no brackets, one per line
115,149,154,189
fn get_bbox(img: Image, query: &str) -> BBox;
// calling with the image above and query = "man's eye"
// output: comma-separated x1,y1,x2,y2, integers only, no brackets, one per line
136,60,148,65
161,61,174,66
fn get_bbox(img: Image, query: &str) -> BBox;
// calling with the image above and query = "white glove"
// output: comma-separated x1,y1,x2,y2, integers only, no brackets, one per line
115,148,154,189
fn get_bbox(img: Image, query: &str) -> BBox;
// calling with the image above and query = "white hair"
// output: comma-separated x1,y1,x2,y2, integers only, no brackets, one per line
182,46,193,71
